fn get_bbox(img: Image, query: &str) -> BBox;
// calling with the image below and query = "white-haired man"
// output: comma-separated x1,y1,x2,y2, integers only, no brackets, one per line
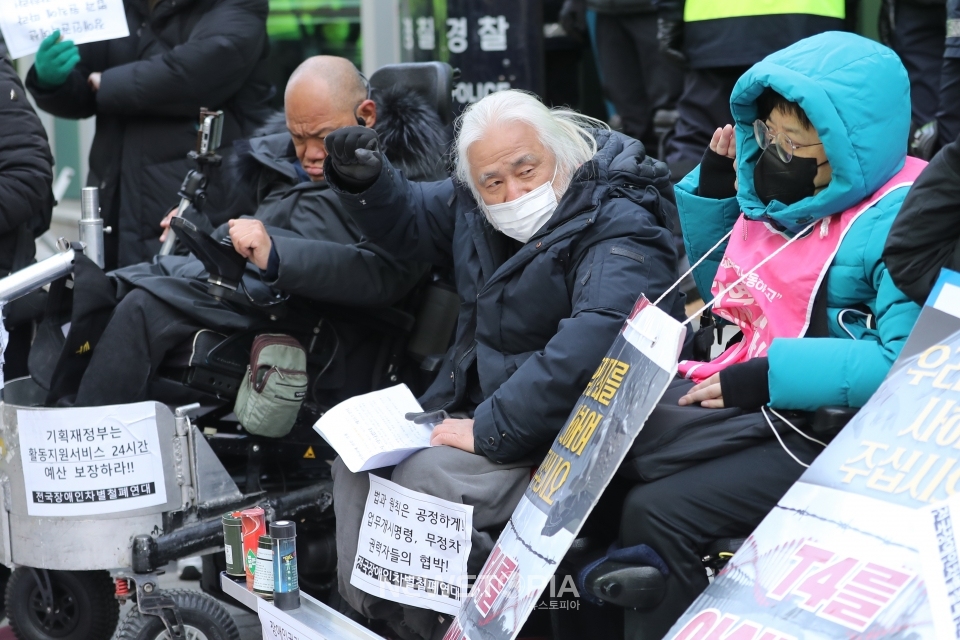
324,90,686,639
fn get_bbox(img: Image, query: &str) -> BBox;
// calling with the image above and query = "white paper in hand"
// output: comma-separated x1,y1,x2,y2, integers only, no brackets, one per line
351,476,472,616
0,0,130,60
313,384,431,472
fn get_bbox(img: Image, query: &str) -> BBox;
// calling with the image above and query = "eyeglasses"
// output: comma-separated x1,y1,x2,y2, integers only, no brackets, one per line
753,119,823,163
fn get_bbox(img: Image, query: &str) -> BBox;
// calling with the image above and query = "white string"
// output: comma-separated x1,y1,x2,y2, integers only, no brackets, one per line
653,230,733,306
761,406,810,468
680,220,817,327
769,408,828,448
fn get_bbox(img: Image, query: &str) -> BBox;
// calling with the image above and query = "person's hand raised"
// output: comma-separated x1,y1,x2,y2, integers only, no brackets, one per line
324,126,382,191
710,124,737,160
34,31,80,89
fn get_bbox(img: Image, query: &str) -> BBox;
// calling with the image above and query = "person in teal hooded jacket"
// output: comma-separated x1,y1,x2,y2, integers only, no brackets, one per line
615,32,922,640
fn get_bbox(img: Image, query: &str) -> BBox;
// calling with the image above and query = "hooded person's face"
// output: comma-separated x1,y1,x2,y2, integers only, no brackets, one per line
764,107,832,194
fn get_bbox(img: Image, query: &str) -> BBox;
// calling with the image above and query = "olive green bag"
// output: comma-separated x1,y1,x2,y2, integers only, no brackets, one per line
234,334,308,438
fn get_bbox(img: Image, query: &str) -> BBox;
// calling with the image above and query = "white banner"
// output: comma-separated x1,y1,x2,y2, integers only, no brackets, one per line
0,0,129,59
258,598,323,640
17,403,167,516
351,475,472,616
919,493,960,639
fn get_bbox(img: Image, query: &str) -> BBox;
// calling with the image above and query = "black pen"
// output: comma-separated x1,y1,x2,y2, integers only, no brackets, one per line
404,410,450,426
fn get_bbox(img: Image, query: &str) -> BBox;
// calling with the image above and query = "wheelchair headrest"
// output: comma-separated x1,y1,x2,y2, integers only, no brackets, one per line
370,62,456,126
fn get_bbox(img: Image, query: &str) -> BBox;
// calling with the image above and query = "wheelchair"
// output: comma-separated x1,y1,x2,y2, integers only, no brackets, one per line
0,60,460,640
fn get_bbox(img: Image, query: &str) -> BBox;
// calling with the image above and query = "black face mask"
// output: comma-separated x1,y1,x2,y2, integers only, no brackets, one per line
753,147,820,206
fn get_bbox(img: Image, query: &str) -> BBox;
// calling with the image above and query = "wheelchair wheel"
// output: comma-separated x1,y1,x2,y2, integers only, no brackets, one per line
115,589,240,640
5,567,118,640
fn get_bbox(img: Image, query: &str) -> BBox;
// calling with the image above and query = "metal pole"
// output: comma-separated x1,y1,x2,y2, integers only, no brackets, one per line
158,197,189,256
361,0,401,76
0,250,76,304
79,187,104,268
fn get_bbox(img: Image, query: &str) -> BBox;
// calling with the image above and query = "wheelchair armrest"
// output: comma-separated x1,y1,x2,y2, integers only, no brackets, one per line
360,306,417,336
701,537,746,572
420,354,445,373
811,406,859,438
583,561,666,610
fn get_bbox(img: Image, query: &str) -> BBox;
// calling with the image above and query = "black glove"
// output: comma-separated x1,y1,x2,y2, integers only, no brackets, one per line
719,358,770,410
699,148,737,199
325,126,383,192
656,16,686,66
559,0,588,42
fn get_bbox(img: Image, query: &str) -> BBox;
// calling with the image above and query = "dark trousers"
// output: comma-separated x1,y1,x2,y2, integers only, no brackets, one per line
619,382,823,639
665,67,748,181
594,12,684,153
890,0,947,126
74,289,202,406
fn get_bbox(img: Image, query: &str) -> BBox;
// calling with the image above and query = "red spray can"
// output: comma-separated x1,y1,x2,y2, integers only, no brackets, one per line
240,506,266,589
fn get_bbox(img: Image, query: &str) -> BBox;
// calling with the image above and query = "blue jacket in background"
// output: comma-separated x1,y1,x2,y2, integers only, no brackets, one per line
676,31,921,410
328,130,686,463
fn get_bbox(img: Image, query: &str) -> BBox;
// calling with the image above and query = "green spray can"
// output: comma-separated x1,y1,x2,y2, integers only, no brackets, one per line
221,513,245,578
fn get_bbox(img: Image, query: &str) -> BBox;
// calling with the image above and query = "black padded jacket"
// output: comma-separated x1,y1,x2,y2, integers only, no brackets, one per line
884,137,960,305
0,57,53,277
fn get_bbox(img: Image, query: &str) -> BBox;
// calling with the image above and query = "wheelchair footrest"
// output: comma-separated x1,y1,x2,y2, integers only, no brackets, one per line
583,561,666,610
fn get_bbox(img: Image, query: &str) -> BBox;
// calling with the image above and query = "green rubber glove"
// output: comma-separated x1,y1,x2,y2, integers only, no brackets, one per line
34,31,81,89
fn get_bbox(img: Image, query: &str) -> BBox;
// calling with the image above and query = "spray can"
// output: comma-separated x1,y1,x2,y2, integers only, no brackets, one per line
240,507,266,589
222,512,245,578
270,520,300,610
252,535,274,598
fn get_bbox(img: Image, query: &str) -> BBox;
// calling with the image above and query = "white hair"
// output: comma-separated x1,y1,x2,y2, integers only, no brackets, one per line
454,90,610,208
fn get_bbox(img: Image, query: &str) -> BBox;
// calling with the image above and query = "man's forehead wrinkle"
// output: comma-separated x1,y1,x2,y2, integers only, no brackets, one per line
510,153,540,168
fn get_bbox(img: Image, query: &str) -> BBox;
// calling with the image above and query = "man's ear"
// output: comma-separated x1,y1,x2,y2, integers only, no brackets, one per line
356,98,377,128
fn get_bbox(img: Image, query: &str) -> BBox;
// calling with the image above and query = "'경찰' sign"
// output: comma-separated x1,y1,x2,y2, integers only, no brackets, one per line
351,475,473,617
0,0,129,59
17,403,167,516
444,298,685,640
398,0,542,115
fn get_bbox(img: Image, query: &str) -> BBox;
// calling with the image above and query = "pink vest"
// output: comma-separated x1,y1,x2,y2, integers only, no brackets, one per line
678,157,926,383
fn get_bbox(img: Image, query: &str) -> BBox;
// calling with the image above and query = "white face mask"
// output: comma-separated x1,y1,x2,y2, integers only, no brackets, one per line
483,165,559,243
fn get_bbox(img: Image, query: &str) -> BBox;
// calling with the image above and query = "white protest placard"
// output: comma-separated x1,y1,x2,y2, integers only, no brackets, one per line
313,384,431,473
16,402,167,516
0,0,129,60
351,475,472,616
918,494,960,639
258,598,322,640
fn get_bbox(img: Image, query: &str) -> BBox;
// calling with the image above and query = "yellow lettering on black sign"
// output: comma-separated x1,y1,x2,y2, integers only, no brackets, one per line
557,403,604,456
531,449,571,505
583,357,630,406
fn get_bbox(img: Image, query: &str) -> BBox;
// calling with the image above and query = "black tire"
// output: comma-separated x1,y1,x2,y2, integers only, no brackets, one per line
115,589,240,640
5,568,119,640
0,564,12,621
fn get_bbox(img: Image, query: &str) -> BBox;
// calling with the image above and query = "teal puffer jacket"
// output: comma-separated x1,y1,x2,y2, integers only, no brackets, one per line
677,31,922,411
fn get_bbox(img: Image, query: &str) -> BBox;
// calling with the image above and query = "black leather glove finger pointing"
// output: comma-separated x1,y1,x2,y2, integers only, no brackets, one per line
324,126,383,192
